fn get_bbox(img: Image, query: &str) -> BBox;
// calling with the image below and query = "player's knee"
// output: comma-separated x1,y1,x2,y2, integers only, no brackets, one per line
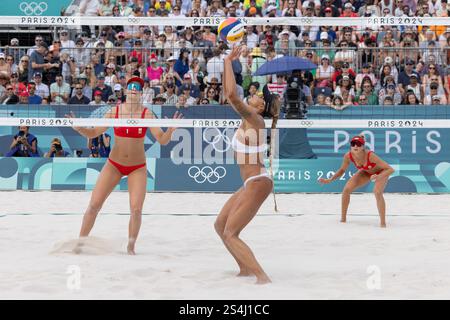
130,207,142,217
87,202,102,215
222,229,237,243
214,220,224,236
373,189,384,198
342,187,352,195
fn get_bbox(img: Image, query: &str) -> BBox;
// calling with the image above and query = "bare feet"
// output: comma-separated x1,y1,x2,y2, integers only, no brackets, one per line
380,223,387,228
255,275,272,285
340,218,346,223
127,238,136,255
237,270,253,277
72,239,84,254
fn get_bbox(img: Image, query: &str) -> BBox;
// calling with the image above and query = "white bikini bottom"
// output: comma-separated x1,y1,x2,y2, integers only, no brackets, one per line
243,172,273,189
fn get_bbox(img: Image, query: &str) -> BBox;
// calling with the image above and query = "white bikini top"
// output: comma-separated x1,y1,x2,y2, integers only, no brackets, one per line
231,130,268,154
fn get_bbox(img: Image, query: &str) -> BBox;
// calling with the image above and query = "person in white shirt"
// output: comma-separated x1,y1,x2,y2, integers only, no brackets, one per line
32,72,49,99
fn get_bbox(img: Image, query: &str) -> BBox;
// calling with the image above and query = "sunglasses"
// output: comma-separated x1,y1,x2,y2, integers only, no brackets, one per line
127,82,142,91
351,141,363,147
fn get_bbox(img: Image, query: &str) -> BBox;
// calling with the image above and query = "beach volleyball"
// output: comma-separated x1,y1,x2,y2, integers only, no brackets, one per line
217,17,244,44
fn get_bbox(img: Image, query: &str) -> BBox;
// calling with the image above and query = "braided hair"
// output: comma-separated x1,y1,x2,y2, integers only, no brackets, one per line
262,85,281,212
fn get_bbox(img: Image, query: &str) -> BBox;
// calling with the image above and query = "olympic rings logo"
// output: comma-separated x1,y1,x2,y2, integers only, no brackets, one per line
203,127,234,153
300,120,314,127
19,2,48,16
188,166,227,184
126,120,139,125
127,17,141,24
300,18,313,24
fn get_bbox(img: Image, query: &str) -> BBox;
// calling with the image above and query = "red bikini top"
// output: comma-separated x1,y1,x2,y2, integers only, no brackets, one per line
349,151,377,171
113,104,148,138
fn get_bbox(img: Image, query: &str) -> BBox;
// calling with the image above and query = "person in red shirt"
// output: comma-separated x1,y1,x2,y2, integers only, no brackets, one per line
319,135,395,228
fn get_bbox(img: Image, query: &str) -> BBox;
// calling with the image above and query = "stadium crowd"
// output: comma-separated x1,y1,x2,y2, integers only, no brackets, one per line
1,0,450,156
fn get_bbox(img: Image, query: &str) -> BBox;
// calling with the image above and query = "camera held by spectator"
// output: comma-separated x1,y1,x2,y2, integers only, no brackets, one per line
6,126,39,157
44,138,69,158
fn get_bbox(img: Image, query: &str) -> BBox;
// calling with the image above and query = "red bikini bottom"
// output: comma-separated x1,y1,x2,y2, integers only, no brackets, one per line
108,158,146,176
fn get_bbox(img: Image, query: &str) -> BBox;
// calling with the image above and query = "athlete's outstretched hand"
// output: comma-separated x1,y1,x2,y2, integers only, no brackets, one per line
167,110,183,132
65,111,81,132
225,45,242,61
318,178,332,184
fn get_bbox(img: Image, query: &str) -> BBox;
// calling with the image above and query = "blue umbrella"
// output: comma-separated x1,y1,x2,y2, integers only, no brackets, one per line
253,56,317,76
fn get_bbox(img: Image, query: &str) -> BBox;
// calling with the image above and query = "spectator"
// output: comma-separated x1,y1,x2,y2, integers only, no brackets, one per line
50,74,71,104
88,133,111,158
146,53,164,85
142,79,156,104
0,72,9,98
174,48,191,86
27,83,42,105
357,79,378,105
69,83,91,104
398,59,420,94
27,35,44,57
424,82,448,104
404,91,421,105
315,54,335,87
10,72,27,95
71,74,92,99
72,37,91,70
153,94,167,105
0,52,11,75
6,126,38,157
17,55,30,83
6,55,17,74
1,84,19,104
180,84,198,106
7,38,26,65
379,84,403,105
32,72,50,99
44,138,70,158
88,90,104,106
355,63,377,91
162,82,178,105
330,96,348,111
92,72,113,101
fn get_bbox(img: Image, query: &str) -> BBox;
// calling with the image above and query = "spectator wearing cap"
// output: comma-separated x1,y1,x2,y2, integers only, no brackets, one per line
27,82,42,105
6,38,26,66
104,63,118,87
92,72,113,102
89,90,106,105
334,75,355,101
50,74,71,104
405,73,424,103
178,73,201,98
424,82,447,104
398,59,420,93
153,94,167,105
341,2,358,17
146,53,164,85
355,63,377,92
32,72,49,99
113,83,124,101
315,54,335,87
180,84,198,106
248,46,267,88
162,81,178,105
379,83,402,105
68,82,91,105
